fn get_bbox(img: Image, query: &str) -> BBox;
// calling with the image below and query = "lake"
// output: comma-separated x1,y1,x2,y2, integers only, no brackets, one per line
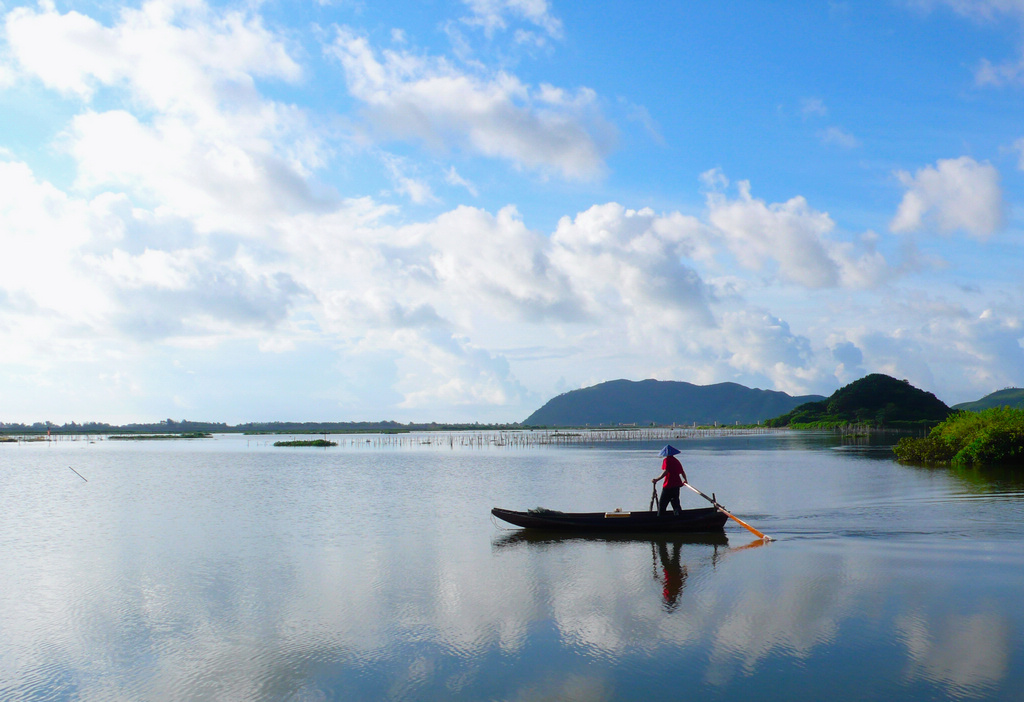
2,431,1023,701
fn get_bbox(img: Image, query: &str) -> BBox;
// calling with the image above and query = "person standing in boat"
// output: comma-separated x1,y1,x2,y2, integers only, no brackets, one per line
652,445,687,516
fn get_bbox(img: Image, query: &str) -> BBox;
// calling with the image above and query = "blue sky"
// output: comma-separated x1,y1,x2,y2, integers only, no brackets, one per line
1,0,1022,423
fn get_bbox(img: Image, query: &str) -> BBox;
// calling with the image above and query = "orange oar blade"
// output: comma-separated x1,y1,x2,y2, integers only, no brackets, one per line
683,483,772,541
720,508,771,541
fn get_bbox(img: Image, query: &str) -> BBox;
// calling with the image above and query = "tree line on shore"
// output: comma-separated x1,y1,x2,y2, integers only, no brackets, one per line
4,373,1023,467
0,418,526,436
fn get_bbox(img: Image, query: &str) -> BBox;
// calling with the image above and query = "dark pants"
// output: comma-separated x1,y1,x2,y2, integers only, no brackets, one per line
658,486,682,516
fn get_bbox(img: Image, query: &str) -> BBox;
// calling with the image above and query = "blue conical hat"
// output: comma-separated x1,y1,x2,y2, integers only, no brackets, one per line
659,444,680,457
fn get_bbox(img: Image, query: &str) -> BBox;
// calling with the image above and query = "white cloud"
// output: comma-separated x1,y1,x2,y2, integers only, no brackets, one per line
5,1,321,236
820,291,1024,404
381,154,437,204
0,156,308,369
907,1,1024,85
801,97,828,117
2,1,1022,420
705,175,892,289
283,200,726,405
549,203,715,335
890,156,1003,238
818,126,859,149
975,55,1024,85
717,309,823,395
327,28,610,180
1013,137,1024,168
621,99,664,145
5,1,301,107
444,166,478,196
0,159,110,325
88,246,307,340
910,0,1024,22
461,0,563,39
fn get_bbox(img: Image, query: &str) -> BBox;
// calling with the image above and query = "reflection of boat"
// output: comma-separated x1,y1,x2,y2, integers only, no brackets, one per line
491,506,727,533
491,528,729,549
491,529,767,613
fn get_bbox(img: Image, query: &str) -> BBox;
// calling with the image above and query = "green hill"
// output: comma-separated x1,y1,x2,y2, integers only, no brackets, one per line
952,388,1024,412
522,379,825,427
765,373,950,428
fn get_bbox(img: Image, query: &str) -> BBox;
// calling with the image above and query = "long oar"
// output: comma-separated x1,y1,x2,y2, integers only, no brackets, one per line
683,483,772,541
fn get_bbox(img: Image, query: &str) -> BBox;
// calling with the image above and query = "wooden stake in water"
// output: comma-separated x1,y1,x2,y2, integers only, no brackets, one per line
68,466,88,482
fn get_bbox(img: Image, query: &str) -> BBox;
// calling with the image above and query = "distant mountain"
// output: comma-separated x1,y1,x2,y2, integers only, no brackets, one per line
765,373,950,428
522,379,826,427
953,388,1024,412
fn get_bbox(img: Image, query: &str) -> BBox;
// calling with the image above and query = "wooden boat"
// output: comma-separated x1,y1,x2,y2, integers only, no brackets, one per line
491,506,727,533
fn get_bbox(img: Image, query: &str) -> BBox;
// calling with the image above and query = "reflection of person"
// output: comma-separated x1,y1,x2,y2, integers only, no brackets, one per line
658,540,688,611
652,444,687,516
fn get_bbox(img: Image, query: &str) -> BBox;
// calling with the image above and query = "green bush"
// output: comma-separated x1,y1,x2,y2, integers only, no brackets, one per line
273,439,337,447
893,407,1024,467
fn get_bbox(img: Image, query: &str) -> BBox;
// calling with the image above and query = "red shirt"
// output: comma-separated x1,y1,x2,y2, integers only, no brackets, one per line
662,456,685,488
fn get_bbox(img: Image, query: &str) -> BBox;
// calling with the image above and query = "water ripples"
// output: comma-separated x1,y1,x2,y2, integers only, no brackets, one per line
5,435,1024,700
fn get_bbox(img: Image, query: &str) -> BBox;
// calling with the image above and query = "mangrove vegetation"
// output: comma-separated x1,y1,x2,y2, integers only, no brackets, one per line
893,406,1024,467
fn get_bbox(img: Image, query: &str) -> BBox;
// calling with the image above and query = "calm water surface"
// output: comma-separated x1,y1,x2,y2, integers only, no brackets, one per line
2,432,1024,701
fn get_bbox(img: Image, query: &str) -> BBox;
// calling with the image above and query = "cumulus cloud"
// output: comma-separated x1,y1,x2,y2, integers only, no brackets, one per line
830,340,867,383
5,1,324,235
281,199,734,404
392,329,531,409
716,309,823,395
2,1,1021,420
0,160,119,319
549,204,715,335
4,1,301,107
0,156,308,368
89,247,308,340
820,290,1024,404
704,173,893,289
890,157,1003,238
327,28,611,180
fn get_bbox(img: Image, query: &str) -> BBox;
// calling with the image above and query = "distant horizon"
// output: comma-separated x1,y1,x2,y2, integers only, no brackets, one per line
3,375,1018,428
2,1,1023,423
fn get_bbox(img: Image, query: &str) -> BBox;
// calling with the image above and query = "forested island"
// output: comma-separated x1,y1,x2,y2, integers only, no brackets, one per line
763,374,951,429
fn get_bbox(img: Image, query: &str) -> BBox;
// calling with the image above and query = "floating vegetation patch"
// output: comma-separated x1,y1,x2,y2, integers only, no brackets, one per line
273,439,338,447
109,432,213,440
